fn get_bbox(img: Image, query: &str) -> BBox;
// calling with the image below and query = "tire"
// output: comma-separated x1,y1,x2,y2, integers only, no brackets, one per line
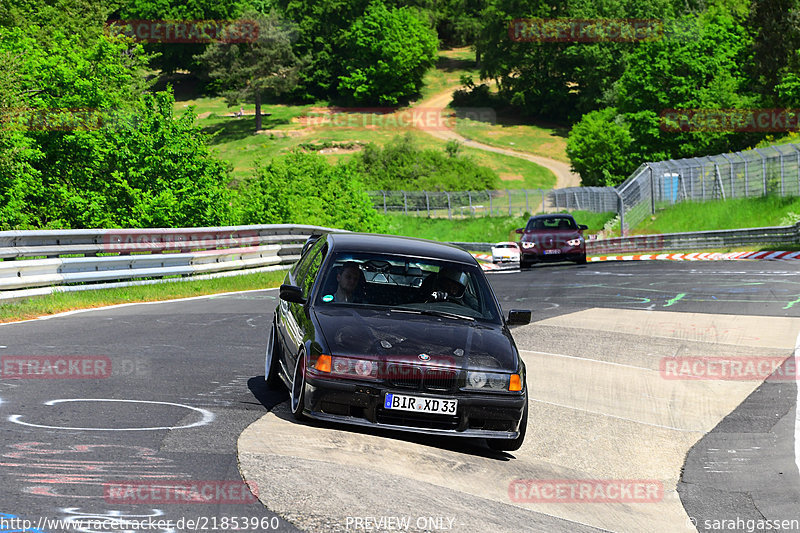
520,257,534,270
575,254,587,265
265,321,282,388
290,351,307,421
488,399,528,452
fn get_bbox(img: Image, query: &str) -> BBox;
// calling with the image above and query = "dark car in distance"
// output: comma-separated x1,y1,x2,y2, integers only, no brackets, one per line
516,214,588,268
266,232,532,451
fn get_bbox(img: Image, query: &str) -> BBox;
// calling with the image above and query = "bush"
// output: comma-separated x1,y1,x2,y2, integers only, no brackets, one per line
566,107,636,187
235,151,385,232
348,134,499,191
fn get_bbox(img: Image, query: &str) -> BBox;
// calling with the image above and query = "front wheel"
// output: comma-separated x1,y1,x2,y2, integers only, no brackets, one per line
575,254,587,265
488,400,528,452
265,321,282,388
290,352,307,421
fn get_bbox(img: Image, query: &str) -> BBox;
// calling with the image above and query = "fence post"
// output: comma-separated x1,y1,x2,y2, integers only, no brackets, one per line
525,190,529,213
488,190,492,215
541,189,545,214
613,189,625,236
446,192,451,219
424,191,429,217
720,153,734,198
382,191,387,214
755,148,767,196
468,191,472,216
507,189,512,215
649,165,656,214
780,151,785,195
403,191,408,214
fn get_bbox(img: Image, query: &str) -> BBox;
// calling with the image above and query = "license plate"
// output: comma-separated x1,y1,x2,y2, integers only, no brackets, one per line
384,393,457,415
544,249,562,255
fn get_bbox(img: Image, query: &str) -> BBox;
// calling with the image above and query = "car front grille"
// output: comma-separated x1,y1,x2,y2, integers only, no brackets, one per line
385,364,458,392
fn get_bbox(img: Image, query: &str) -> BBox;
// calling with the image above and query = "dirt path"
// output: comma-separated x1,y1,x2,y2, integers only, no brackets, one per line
411,88,582,189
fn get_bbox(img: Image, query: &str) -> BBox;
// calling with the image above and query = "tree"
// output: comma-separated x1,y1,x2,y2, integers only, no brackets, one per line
197,9,303,131
566,108,634,186
117,0,247,75
338,2,438,105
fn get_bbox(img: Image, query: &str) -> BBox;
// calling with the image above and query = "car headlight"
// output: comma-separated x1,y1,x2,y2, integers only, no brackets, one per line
521,242,535,249
465,371,516,391
325,356,379,379
567,238,583,246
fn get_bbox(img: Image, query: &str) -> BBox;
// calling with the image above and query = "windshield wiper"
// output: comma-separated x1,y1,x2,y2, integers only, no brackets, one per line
390,307,475,321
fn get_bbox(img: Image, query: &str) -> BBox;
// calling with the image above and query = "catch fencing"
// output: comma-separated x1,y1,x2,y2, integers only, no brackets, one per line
370,142,800,234
367,188,617,218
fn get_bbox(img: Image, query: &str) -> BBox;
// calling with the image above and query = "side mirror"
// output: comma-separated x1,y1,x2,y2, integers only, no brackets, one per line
578,224,588,231
515,228,524,234
279,284,307,305
507,309,531,325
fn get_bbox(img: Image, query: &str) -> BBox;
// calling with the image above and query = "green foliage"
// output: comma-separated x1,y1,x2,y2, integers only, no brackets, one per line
338,2,438,105
0,25,234,230
31,92,234,228
118,0,248,75
566,108,634,186
348,134,500,191
196,9,303,130
235,151,385,232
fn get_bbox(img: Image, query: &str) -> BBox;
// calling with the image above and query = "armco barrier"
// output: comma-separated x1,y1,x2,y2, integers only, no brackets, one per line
0,224,341,301
586,221,800,254
454,221,800,256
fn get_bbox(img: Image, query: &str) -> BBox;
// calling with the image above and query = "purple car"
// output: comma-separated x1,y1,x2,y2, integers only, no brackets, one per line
516,214,588,268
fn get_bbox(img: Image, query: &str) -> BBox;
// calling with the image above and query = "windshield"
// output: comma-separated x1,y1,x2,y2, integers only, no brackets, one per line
315,252,502,323
526,216,577,231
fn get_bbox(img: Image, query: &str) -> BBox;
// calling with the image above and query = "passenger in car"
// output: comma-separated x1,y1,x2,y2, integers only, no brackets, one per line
334,262,366,303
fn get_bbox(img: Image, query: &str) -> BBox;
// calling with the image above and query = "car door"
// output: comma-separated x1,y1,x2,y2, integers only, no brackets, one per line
279,236,328,375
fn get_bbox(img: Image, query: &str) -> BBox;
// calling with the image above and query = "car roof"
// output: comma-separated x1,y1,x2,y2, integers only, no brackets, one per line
326,233,477,264
528,214,576,220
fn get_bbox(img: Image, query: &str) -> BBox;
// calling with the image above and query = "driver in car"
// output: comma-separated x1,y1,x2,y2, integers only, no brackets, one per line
423,267,480,311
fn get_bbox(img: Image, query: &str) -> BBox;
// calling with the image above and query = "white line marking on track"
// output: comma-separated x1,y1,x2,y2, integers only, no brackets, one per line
519,349,653,371
528,397,706,433
8,399,215,431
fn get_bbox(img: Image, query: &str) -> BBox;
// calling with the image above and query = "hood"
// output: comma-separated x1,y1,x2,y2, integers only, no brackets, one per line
313,306,518,372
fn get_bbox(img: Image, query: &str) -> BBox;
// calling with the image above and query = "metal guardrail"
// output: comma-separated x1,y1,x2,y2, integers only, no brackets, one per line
586,222,800,254
451,221,800,255
0,224,341,301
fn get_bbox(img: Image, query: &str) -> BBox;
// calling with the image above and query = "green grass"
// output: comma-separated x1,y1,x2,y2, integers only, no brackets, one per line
633,196,800,234
0,270,286,323
171,47,562,185
455,114,571,163
383,210,616,243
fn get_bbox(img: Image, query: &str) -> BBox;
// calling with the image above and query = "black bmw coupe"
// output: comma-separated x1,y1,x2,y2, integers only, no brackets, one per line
265,232,531,451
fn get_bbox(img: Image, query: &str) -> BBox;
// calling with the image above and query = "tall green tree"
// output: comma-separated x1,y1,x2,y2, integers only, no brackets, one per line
338,2,438,105
197,9,303,131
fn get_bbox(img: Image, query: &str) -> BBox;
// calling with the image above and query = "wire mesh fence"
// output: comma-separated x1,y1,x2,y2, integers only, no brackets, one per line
618,143,800,232
369,142,800,233
366,188,619,219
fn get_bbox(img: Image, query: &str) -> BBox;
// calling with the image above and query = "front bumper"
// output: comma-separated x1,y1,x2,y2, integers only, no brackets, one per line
304,375,527,439
521,247,585,262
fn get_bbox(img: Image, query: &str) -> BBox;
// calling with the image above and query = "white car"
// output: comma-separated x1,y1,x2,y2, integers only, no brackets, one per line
491,242,520,263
